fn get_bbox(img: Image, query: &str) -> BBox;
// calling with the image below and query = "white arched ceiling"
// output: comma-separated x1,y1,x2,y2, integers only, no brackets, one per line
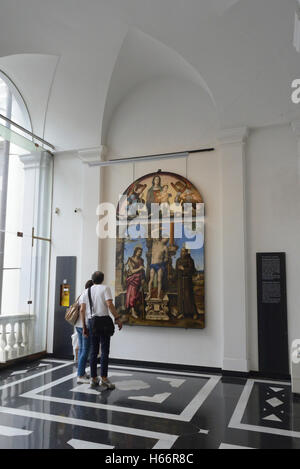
0,0,299,150
0,54,59,137
106,0,300,129
210,0,241,15
101,28,217,147
43,30,128,151
0,0,129,151
106,76,218,158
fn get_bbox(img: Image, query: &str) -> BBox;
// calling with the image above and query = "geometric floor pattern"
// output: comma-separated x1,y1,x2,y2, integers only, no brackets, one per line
0,359,300,449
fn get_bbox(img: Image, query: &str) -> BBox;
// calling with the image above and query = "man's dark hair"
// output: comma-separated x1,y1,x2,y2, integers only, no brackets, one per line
85,279,94,289
91,271,104,285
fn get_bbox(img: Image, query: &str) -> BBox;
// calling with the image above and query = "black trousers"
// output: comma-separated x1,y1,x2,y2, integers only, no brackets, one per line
88,320,111,378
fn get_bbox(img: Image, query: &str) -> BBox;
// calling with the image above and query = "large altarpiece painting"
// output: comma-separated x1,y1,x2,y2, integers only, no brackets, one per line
115,171,205,329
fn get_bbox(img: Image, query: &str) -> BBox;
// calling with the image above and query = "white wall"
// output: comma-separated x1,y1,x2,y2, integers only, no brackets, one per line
47,151,100,352
47,125,300,373
246,124,300,371
47,148,224,369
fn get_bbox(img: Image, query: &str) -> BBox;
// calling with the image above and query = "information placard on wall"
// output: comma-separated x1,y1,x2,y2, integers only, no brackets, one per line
256,253,289,376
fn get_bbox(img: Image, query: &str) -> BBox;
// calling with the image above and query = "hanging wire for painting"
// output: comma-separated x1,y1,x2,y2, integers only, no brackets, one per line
185,153,189,179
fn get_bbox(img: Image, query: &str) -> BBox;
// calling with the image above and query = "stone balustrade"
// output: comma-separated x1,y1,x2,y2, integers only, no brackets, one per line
0,314,34,363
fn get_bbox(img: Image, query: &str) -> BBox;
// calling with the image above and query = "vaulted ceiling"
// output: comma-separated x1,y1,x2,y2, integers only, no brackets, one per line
0,0,299,151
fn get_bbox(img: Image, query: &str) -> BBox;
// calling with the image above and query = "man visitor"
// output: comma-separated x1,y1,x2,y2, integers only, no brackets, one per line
80,271,122,390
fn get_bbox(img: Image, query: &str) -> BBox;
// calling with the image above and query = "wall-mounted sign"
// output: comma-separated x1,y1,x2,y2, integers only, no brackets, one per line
256,253,289,376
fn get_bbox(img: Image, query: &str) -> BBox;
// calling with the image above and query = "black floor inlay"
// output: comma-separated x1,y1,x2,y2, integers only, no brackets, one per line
0,359,299,448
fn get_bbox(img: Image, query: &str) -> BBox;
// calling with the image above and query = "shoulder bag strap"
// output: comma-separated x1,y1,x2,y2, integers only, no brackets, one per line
88,287,94,317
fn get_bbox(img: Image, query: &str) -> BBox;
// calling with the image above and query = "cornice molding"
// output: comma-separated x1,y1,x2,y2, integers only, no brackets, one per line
218,127,249,146
78,145,107,164
19,152,52,170
19,153,41,169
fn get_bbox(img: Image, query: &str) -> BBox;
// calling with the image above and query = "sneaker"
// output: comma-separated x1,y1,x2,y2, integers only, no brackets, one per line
101,378,115,390
77,374,90,384
89,378,100,389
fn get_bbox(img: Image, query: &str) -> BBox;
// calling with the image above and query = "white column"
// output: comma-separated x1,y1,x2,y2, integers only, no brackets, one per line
218,127,249,372
77,146,106,286
18,152,52,354
32,152,52,353
291,120,300,178
18,153,41,316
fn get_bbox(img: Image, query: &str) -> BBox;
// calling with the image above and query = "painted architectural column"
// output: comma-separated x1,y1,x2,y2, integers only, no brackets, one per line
218,127,249,372
77,146,106,286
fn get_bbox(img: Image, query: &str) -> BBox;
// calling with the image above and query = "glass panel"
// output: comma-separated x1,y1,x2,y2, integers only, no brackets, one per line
0,143,52,356
0,145,52,238
29,238,51,354
0,231,32,316
0,122,42,153
4,150,35,237
0,70,31,132
0,140,36,237
0,73,53,360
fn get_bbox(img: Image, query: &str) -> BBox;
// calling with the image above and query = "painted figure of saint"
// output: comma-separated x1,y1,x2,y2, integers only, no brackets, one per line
148,238,169,299
176,247,197,318
127,183,147,219
125,247,145,319
146,175,162,212
171,180,201,206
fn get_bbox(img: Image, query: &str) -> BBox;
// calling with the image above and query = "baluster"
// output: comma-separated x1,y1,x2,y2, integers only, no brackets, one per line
14,321,24,358
21,321,29,354
5,322,12,358
0,323,9,363
7,321,17,360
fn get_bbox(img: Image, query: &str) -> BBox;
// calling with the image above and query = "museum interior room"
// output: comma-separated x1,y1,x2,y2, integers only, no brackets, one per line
0,0,300,451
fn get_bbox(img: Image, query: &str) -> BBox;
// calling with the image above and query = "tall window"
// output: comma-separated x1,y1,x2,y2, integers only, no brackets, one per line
0,72,32,315
0,72,52,362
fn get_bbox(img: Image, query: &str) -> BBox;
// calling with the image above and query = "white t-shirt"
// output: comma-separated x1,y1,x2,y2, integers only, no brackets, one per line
74,290,91,328
82,284,113,319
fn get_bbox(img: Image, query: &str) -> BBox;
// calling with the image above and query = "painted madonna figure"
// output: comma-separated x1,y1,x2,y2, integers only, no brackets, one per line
146,175,162,212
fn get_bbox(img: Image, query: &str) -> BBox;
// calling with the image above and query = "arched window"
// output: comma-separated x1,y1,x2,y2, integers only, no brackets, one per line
0,71,52,363
0,70,31,132
0,71,33,320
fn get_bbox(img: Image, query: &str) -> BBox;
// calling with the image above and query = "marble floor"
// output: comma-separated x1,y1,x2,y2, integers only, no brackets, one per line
0,358,299,449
